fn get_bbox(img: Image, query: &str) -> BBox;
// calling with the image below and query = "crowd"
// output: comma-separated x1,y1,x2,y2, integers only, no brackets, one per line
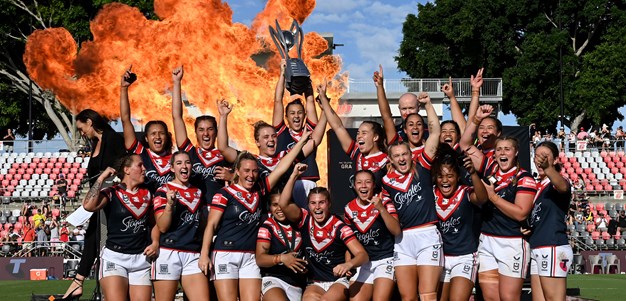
45,63,577,301
531,123,626,152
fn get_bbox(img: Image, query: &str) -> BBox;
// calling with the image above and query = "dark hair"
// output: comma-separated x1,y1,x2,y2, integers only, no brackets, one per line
285,99,305,116
169,150,190,166
114,154,139,180
480,116,503,134
440,120,461,136
307,187,331,204
76,109,114,141
253,121,274,141
144,120,173,152
233,151,258,184
353,170,381,195
535,141,562,172
431,143,461,183
194,115,217,131
360,121,386,153
402,113,424,130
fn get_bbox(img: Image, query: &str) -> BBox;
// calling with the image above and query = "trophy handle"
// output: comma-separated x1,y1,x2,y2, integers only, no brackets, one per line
269,26,287,59
290,20,304,60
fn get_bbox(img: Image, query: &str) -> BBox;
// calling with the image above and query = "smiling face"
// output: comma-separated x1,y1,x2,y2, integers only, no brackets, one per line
171,152,192,183
236,158,259,190
495,139,518,172
146,123,168,153
439,122,459,147
404,114,425,147
286,102,305,132
436,164,459,198
255,126,277,157
478,118,500,149
354,171,375,202
269,194,286,222
76,120,96,139
195,119,217,150
124,155,146,184
356,123,379,154
389,143,412,174
308,192,331,224
398,93,418,120
534,145,555,179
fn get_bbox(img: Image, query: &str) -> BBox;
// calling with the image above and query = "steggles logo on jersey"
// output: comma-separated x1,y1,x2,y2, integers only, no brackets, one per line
439,216,461,234
192,163,220,181
237,210,261,226
356,228,380,246
146,170,174,186
120,216,146,233
394,182,422,210
179,210,199,227
529,202,543,227
305,247,332,264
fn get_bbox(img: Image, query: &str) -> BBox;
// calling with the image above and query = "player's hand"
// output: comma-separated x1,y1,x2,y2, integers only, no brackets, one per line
333,262,353,277
281,253,308,274
121,65,135,87
172,66,184,82
292,163,308,178
198,255,212,275
216,99,233,116
475,105,493,120
373,65,384,87
471,68,484,90
441,76,454,98
214,166,234,182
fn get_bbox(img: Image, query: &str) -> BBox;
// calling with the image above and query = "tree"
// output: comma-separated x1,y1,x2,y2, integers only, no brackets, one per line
396,0,626,133
0,0,154,148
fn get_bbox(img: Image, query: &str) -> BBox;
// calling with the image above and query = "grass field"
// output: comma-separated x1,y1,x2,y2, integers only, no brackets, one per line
0,274,625,300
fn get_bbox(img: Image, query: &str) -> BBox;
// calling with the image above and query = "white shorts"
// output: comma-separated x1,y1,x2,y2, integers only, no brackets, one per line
309,277,350,291
477,234,530,278
530,245,573,278
152,248,202,280
352,257,394,284
212,251,261,280
441,253,478,283
394,225,443,267
99,247,151,285
262,276,303,301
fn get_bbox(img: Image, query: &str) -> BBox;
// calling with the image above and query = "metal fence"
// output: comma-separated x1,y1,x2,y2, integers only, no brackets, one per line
346,78,503,97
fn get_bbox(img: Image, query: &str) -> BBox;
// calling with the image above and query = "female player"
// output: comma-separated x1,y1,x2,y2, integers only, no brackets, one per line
63,109,126,299
83,155,158,301
256,192,308,301
462,107,537,301
151,151,208,301
198,130,312,301
431,144,488,301
528,141,572,301
273,60,320,205
344,170,400,301
279,164,369,301
171,66,231,203
317,81,387,187
381,92,441,301
120,66,173,193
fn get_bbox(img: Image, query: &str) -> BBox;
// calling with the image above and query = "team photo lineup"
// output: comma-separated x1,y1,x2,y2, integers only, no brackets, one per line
54,59,571,301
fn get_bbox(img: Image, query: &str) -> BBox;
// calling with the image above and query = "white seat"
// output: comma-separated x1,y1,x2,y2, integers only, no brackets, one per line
23,157,32,163
599,162,607,169
598,173,606,180
616,173,623,180
581,162,589,169
11,191,19,197
35,152,44,157
566,152,574,157
31,174,39,180
40,174,48,180
606,173,615,180
14,157,23,163
66,156,74,163
5,157,14,164
75,157,83,164
52,152,60,158
12,209,21,217
17,152,26,158
575,152,583,158
46,179,54,186
18,179,27,186
44,152,52,158
81,161,89,169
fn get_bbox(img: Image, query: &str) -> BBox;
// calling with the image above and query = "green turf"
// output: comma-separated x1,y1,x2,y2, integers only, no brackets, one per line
568,274,626,301
0,275,624,300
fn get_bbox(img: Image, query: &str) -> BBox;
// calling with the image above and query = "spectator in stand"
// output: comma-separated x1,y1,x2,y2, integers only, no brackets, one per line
59,221,70,243
617,210,626,233
591,130,604,149
21,202,35,218
615,126,625,151
72,224,86,249
584,208,594,223
607,217,618,237
601,125,612,152
55,174,68,209
49,217,60,242
577,127,589,142
2,128,15,153
557,127,566,151
42,202,51,219
36,223,50,256
32,209,45,228
532,130,542,148
595,213,609,232
22,222,35,257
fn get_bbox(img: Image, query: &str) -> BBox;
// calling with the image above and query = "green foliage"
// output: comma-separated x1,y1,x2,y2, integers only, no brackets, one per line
396,0,626,132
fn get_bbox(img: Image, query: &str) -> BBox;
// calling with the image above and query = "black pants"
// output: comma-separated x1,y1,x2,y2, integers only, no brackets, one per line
76,214,99,277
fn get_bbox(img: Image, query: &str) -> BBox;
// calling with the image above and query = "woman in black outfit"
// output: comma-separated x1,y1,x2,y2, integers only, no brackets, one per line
63,109,126,299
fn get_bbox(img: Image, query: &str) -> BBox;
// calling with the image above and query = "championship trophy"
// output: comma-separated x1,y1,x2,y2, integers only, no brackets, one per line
269,20,311,95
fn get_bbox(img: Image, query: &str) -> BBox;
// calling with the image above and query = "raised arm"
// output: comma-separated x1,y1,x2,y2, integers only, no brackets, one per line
463,157,488,206
120,66,137,150
171,66,188,148
536,152,570,193
278,164,307,223
216,99,239,162
318,81,353,153
267,130,311,188
460,105,493,171
82,167,115,212
371,195,401,236
272,60,287,127
420,92,440,159
374,65,398,143
305,83,319,125
302,111,327,157
442,77,466,133
467,68,484,123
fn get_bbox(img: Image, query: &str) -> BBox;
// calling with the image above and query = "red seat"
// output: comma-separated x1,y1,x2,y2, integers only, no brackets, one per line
9,180,18,186
22,174,31,181
13,222,22,230
586,184,594,191
595,184,603,191
16,168,24,175
588,173,597,181
46,162,54,169
3,223,11,231
40,157,49,164
1,180,9,187
604,184,613,191
68,191,76,198
584,168,592,175
57,157,66,163
36,162,45,169
596,203,605,211
601,151,608,157
52,209,60,217
564,162,572,169
35,168,43,174
48,157,57,164
611,167,619,175
61,168,70,175
72,179,81,185
608,162,615,169
602,232,611,240
49,173,57,180
591,231,600,240
622,156,626,163
570,157,577,163
615,232,622,240
32,158,40,164
20,163,28,169
573,162,581,169
580,173,587,180
54,162,63,169
600,179,609,185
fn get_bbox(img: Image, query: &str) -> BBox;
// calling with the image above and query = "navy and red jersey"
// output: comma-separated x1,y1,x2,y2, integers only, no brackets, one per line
275,119,320,181
179,139,230,203
128,139,173,193
297,209,357,282
153,182,205,252
211,176,270,252
528,177,571,248
382,152,437,230
344,198,397,261
257,217,306,288
346,141,389,188
481,166,538,237
101,184,152,254
392,122,408,143
435,185,479,256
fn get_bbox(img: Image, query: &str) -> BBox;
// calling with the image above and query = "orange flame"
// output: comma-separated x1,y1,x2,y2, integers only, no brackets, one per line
23,0,347,186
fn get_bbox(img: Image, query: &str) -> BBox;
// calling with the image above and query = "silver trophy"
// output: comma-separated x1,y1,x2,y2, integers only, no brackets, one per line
269,20,311,95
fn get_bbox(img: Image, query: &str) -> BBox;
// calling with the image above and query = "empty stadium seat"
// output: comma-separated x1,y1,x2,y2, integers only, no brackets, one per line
592,231,600,240
602,232,611,240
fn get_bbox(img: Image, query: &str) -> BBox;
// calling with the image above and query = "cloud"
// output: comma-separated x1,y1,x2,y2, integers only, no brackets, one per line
315,0,370,13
